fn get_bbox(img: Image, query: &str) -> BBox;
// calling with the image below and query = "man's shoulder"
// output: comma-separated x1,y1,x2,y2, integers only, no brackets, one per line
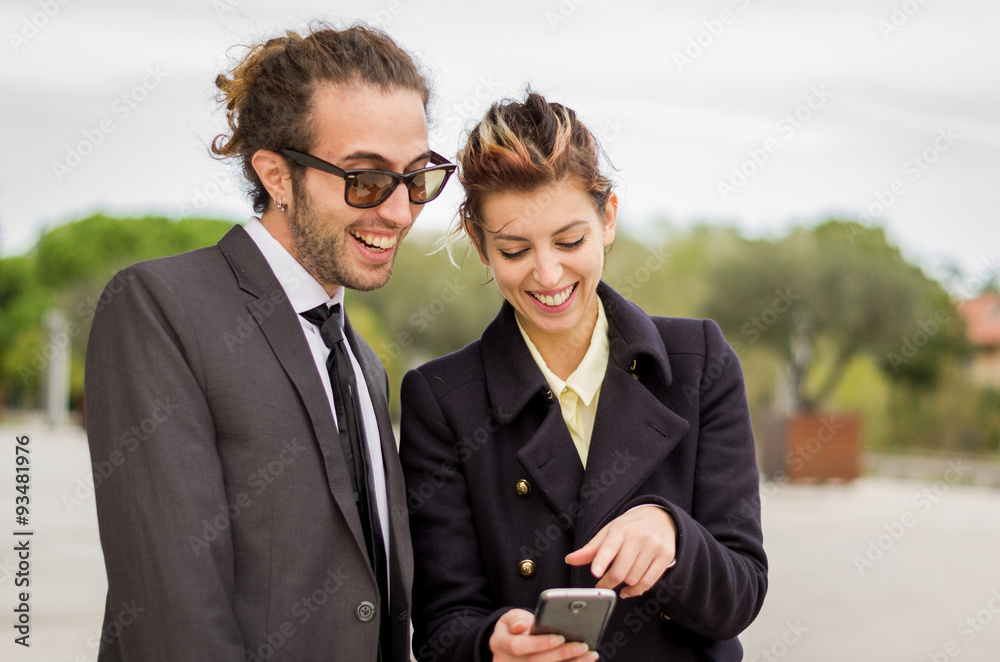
123,243,227,281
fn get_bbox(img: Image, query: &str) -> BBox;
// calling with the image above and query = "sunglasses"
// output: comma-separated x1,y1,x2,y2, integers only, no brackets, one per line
281,148,457,209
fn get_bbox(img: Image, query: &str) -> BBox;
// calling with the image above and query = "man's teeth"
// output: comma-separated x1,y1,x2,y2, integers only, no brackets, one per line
351,231,397,251
531,285,575,307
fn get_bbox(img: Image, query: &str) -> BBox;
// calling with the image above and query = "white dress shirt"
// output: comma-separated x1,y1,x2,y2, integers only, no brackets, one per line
243,217,392,567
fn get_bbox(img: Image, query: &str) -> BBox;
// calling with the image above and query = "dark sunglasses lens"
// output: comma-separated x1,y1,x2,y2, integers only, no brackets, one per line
348,172,395,207
409,169,448,203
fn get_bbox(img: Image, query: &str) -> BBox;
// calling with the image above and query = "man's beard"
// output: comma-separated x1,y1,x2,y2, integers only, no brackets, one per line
286,185,399,292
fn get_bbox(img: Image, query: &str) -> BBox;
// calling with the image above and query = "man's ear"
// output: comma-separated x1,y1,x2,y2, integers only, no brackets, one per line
251,149,292,208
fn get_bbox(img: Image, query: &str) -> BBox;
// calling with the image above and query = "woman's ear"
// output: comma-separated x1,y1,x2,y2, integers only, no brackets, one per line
602,192,618,246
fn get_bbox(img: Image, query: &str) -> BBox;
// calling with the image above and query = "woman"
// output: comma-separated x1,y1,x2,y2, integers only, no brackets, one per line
399,93,766,661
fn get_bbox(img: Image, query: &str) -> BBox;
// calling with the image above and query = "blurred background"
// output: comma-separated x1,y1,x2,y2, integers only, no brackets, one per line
1,0,999,660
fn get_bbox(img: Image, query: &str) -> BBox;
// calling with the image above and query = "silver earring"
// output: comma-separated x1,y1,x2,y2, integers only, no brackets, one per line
275,197,287,213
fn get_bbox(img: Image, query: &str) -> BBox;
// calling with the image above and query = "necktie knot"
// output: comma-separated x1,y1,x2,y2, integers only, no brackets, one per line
301,303,344,349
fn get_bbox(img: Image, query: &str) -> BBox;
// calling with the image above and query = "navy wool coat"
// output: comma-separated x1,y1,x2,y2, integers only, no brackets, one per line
399,283,767,661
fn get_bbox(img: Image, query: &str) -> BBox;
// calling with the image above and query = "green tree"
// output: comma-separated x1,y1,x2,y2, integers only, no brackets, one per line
0,214,234,410
701,219,969,412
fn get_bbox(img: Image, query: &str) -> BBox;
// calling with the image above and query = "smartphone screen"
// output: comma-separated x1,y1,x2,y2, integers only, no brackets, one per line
530,588,617,650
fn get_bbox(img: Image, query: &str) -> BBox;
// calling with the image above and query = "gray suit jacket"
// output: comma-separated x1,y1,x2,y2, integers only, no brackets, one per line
84,224,412,661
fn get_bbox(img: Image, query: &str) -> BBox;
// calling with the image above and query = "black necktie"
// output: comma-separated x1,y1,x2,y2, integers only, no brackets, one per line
301,303,390,659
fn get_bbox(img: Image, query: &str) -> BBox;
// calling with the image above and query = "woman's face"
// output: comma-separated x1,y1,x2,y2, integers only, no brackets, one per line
474,178,616,344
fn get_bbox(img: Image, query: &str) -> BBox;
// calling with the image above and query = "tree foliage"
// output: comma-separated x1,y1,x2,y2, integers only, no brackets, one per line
0,214,233,407
701,220,970,412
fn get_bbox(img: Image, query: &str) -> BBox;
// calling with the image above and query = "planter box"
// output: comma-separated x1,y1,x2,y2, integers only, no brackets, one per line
784,412,861,481
755,411,862,482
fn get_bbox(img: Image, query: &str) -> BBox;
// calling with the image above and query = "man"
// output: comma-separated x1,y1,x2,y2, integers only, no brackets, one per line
84,25,454,661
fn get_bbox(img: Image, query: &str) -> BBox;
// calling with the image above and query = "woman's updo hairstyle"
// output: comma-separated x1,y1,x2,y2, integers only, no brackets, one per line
455,91,614,248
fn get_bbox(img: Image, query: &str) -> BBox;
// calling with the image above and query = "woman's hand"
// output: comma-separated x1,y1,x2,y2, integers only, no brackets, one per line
565,505,677,599
489,608,599,662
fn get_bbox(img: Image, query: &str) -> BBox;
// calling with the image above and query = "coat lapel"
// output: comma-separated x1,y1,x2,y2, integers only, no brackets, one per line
217,225,367,549
480,303,587,525
575,283,690,542
575,363,690,543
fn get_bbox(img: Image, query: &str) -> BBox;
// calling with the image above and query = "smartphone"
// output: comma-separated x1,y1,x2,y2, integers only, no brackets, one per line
530,588,617,650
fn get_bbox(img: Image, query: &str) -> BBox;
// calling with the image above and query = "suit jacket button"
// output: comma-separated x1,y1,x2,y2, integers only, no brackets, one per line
660,613,671,622
515,479,532,498
356,601,376,622
518,559,537,578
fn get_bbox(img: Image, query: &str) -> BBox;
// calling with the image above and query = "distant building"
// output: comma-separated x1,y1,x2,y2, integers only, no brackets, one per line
959,292,1000,385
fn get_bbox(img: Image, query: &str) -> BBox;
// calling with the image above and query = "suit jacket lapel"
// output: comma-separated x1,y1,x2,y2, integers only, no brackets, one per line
217,225,367,549
343,314,413,621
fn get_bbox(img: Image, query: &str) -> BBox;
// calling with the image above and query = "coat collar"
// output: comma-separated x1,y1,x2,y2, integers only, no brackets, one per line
480,282,690,542
218,223,279,299
480,281,674,424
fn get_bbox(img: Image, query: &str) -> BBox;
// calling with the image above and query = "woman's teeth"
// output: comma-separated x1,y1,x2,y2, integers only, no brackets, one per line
531,284,575,307
351,231,397,252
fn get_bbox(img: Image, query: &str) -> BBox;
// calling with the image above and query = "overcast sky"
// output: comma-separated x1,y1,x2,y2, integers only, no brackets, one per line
2,0,997,290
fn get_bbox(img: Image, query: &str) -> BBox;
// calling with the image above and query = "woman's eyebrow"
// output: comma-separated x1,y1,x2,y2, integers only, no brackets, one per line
493,220,588,242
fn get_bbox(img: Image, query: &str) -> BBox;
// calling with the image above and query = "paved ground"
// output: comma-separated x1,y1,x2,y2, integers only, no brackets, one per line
2,421,1000,661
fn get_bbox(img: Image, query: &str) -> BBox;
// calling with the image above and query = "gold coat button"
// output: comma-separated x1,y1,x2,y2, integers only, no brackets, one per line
660,613,671,622
518,559,537,578
515,479,532,498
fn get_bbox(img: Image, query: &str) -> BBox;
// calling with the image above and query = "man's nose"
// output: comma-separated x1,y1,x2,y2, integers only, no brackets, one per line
376,181,417,229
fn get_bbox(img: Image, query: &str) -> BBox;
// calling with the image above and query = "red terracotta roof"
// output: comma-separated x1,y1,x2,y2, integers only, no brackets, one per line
959,293,1000,347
